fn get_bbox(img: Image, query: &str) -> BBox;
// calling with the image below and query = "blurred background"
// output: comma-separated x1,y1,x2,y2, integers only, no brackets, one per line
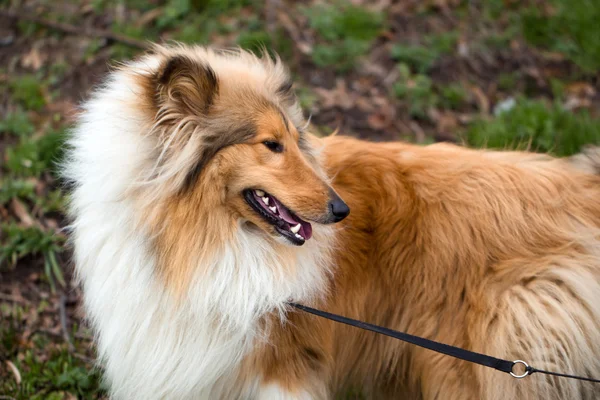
1,0,599,398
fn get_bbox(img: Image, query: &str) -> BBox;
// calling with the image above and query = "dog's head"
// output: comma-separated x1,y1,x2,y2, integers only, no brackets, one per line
134,45,348,246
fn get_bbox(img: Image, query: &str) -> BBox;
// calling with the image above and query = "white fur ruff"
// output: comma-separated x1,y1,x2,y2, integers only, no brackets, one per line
65,65,333,400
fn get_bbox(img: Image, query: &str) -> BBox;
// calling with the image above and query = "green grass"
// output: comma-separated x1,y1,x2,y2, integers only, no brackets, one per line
0,110,36,137
1,108,67,291
394,71,437,119
465,98,600,156
394,65,469,119
304,1,384,72
0,224,66,292
109,0,260,59
497,72,519,92
9,76,47,111
159,0,255,31
0,179,37,205
439,83,469,110
1,321,104,399
296,84,318,112
522,0,600,73
5,128,66,178
392,32,458,73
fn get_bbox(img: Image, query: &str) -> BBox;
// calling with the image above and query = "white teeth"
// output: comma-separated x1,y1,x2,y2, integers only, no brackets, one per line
295,233,304,240
255,189,265,197
262,197,270,205
290,223,301,234
269,206,277,213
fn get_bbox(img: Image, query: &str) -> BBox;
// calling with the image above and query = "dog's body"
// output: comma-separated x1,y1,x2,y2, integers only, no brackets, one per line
65,45,600,399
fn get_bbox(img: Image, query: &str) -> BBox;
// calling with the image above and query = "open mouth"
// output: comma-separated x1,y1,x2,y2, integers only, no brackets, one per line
244,189,313,246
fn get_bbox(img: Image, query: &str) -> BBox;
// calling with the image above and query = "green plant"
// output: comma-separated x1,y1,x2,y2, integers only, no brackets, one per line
0,109,35,136
83,38,105,61
394,69,438,119
0,224,65,291
522,0,600,73
157,0,194,28
157,0,254,29
0,334,104,398
311,41,371,72
391,32,458,73
393,65,468,118
482,24,520,49
5,128,66,178
37,189,67,214
173,15,220,44
391,45,438,74
465,98,600,156
480,0,507,20
47,61,70,86
9,76,47,111
237,30,272,54
0,179,37,205
304,2,383,71
111,43,139,61
497,72,518,92
439,83,469,110
296,85,318,112
235,15,275,55
111,23,153,41
550,78,566,100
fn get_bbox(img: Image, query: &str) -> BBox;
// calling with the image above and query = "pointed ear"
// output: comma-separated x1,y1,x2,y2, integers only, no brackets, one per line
155,55,219,115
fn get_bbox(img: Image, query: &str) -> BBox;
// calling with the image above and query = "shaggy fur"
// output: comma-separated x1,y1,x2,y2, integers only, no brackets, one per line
65,44,600,399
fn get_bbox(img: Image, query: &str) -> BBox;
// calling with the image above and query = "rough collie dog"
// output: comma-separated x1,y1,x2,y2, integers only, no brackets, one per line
65,44,600,399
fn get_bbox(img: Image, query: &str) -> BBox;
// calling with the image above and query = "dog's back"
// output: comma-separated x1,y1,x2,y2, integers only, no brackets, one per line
307,138,600,399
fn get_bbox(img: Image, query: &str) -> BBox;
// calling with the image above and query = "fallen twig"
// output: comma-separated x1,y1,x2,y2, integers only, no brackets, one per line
0,9,148,49
59,294,75,352
5,360,21,385
73,352,95,364
264,0,280,35
0,292,28,304
276,11,312,56
409,121,426,144
36,327,93,341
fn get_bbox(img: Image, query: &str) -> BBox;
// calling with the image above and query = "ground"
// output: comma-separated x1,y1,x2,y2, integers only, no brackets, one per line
1,0,599,398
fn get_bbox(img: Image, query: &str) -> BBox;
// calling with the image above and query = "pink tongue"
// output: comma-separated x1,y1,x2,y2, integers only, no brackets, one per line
271,197,313,240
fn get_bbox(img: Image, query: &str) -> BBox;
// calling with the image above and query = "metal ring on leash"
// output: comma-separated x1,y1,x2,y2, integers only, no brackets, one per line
510,360,530,378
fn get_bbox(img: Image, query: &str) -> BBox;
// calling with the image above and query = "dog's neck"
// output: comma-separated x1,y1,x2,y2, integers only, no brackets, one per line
184,224,334,327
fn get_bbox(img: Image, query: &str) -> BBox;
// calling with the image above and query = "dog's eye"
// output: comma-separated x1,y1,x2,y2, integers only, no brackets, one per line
263,141,283,153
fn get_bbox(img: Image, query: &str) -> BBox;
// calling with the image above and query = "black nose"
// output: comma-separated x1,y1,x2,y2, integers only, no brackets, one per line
328,191,350,222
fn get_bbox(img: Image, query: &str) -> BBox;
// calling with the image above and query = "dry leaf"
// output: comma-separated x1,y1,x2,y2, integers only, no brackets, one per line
435,111,459,136
564,96,592,111
367,113,388,130
65,392,78,400
314,80,354,110
22,47,43,71
355,97,374,112
46,100,78,123
11,198,35,227
566,82,596,98
458,38,469,58
409,121,426,143
6,360,22,385
470,86,490,114
137,8,164,28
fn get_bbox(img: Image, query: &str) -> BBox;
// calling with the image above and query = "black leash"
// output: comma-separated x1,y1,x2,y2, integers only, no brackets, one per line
288,302,600,383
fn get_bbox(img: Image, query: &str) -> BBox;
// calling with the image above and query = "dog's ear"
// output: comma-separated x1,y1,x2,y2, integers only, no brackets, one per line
155,55,219,116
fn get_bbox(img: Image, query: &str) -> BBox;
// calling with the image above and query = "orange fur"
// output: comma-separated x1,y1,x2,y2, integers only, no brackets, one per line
83,44,600,399
250,137,600,399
